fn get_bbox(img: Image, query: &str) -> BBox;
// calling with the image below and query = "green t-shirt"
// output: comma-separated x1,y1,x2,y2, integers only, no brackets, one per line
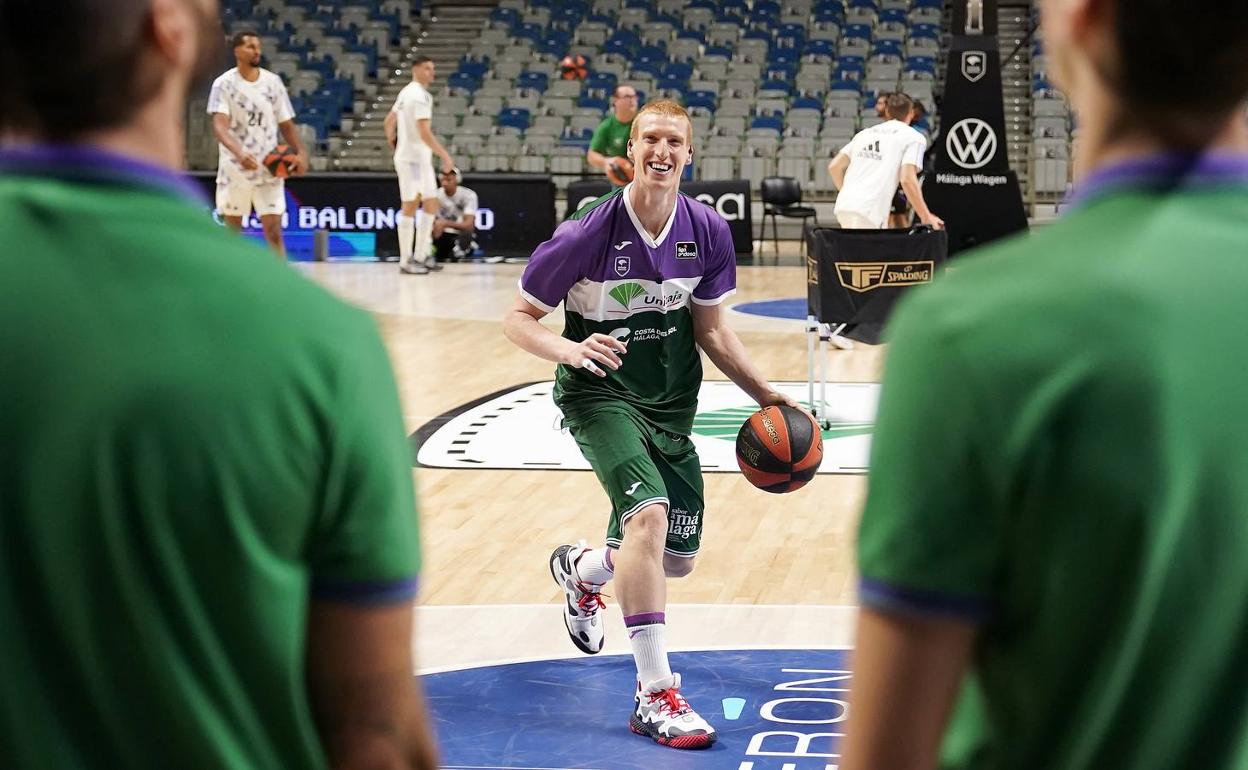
0,147,420,769
590,114,632,160
858,155,1248,770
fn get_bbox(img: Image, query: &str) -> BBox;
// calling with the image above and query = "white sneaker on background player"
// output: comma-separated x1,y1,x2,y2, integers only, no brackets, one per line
549,542,606,654
629,673,718,749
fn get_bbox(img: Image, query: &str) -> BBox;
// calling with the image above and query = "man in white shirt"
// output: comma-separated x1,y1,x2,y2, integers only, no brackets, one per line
385,56,455,275
208,31,309,257
432,169,478,262
828,92,943,230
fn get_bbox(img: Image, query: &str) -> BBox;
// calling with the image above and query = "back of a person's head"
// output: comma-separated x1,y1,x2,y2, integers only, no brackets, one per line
0,0,222,140
1110,0,1248,121
885,93,913,121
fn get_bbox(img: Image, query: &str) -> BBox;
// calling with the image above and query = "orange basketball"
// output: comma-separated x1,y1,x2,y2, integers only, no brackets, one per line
735,405,824,493
606,158,634,186
559,54,588,80
262,144,298,178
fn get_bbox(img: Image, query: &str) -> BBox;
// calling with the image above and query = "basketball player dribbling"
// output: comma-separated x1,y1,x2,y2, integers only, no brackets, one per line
503,99,799,749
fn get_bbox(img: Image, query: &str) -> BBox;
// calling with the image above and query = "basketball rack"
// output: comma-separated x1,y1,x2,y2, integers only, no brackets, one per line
805,315,848,430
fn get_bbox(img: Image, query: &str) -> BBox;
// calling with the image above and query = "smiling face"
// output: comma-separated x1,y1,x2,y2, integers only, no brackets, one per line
627,110,692,191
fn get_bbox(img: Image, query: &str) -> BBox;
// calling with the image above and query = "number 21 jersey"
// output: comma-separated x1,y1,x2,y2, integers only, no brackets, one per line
207,67,295,184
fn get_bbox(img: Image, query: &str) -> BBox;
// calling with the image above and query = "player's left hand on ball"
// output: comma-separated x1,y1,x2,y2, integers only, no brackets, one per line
293,152,310,175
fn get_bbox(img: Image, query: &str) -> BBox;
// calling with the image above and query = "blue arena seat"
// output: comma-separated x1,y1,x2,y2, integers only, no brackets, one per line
830,78,862,93
490,7,518,25
497,108,531,131
513,22,543,45
804,39,838,61
872,40,904,58
792,95,823,111
760,77,792,94
751,115,784,132
457,58,489,79
448,72,481,93
663,61,695,79
578,94,609,112
814,3,846,23
911,23,941,39
585,72,618,91
843,23,873,42
517,71,550,92
685,90,717,110
879,8,908,23
704,44,733,60
636,44,667,62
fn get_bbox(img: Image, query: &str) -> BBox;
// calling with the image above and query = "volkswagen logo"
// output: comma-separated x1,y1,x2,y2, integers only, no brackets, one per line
946,118,998,169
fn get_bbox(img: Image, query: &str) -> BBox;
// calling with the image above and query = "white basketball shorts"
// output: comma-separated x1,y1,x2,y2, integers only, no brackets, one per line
215,172,285,219
395,155,438,202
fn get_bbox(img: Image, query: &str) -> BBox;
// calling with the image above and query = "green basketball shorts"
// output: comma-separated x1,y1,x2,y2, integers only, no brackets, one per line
568,408,706,558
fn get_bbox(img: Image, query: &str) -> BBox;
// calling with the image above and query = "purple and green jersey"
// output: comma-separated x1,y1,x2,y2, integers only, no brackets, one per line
520,185,736,435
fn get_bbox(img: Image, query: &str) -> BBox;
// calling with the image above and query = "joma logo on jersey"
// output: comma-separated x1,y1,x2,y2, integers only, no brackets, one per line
836,261,935,292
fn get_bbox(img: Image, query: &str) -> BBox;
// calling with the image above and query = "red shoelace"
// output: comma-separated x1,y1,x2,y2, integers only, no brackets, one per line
575,583,606,612
647,688,689,716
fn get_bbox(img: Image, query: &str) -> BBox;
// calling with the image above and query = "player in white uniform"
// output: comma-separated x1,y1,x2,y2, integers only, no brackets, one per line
826,92,943,348
208,31,308,257
384,56,455,275
829,92,942,230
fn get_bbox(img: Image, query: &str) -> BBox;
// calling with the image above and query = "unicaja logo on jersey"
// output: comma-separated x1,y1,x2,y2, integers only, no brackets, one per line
836,261,935,292
961,51,986,82
946,118,998,169
609,282,647,310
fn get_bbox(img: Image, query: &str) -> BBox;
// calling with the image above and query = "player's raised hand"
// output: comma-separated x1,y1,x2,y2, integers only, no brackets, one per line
565,333,628,377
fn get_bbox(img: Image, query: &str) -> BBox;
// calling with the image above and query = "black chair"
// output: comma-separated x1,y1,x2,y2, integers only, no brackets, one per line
759,176,818,262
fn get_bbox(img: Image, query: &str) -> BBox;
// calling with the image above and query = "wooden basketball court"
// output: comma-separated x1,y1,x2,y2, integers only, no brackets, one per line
300,259,885,673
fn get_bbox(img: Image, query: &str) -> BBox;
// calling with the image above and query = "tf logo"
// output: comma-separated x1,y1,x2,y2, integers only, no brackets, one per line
614,255,630,277
836,261,935,292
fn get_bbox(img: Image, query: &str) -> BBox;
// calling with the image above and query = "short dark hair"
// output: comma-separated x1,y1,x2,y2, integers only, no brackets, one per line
1112,0,1248,121
885,92,913,121
231,30,259,48
413,55,434,67
0,0,164,138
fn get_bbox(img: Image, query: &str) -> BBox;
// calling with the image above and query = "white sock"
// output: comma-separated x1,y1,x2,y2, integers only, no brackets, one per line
397,214,415,262
414,211,434,264
625,613,671,685
575,547,615,586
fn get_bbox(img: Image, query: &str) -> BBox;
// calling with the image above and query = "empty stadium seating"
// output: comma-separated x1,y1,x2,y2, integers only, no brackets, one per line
191,0,1073,214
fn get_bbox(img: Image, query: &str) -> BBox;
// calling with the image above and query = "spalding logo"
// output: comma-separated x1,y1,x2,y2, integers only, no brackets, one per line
761,413,781,445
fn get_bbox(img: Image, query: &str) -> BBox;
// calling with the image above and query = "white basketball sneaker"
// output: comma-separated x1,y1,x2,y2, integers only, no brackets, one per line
629,674,717,749
549,543,606,654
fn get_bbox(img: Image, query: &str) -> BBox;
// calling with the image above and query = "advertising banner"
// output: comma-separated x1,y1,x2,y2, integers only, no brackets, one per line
191,171,556,259
564,179,754,255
